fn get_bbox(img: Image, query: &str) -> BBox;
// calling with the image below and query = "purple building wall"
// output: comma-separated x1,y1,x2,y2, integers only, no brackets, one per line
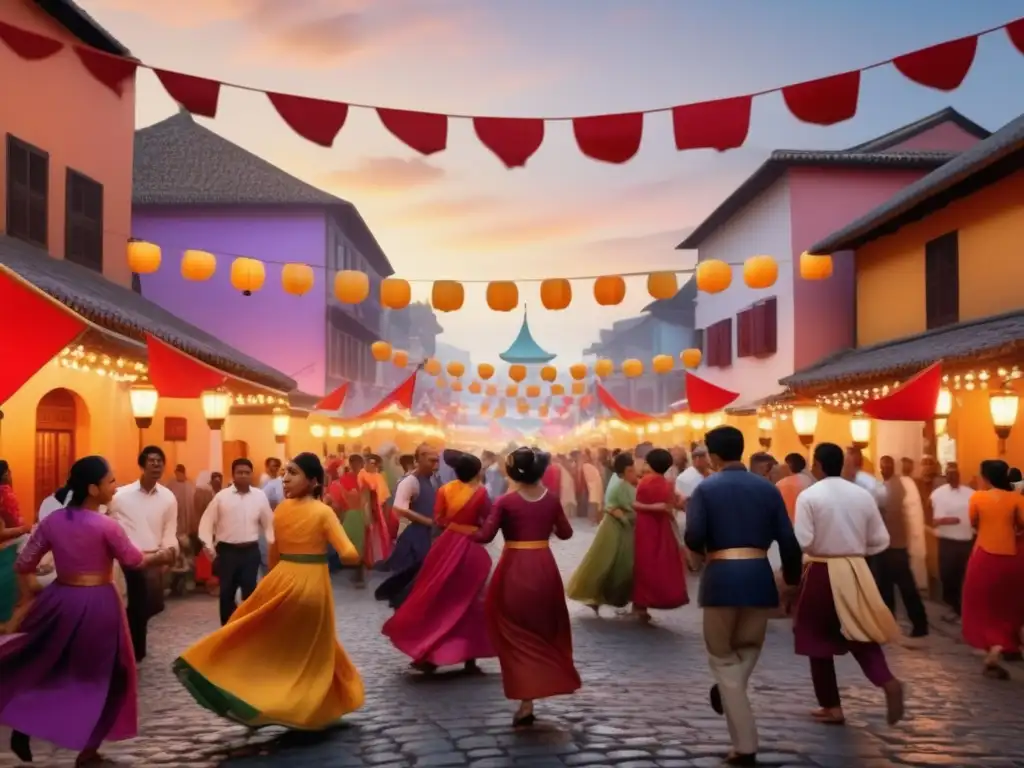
134,207,328,395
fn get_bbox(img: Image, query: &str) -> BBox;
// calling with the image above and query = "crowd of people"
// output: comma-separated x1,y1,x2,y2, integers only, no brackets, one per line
0,431,1021,766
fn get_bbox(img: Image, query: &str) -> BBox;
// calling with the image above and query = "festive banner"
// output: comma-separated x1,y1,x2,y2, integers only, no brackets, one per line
861,362,942,422
315,382,350,412
0,266,85,405
596,383,650,422
1,18,1020,166
146,334,226,398
356,372,418,420
683,372,740,414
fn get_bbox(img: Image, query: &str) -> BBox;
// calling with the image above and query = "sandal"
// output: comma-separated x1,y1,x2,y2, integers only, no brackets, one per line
513,702,535,727
724,751,757,766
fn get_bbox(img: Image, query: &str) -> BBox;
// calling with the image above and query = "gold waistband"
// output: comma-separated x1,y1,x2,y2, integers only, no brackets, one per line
447,523,479,535
706,547,767,562
57,571,113,587
505,540,549,550
805,554,864,564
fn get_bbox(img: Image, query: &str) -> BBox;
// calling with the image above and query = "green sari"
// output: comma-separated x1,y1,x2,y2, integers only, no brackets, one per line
565,479,635,608
0,542,19,624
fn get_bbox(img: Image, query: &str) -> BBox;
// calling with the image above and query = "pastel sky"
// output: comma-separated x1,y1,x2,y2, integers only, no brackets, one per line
81,0,1024,365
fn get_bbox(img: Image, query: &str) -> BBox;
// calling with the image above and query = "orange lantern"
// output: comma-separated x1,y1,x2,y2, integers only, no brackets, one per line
281,263,314,296
652,354,674,374
540,278,572,310
468,381,482,395
371,341,392,362
743,255,778,289
230,257,266,296
480,401,491,415
486,281,518,312
800,252,834,280
451,380,463,392
594,359,613,378
508,364,527,383
647,271,678,300
681,348,702,368
127,239,161,274
622,359,643,378
432,280,464,312
424,358,442,376
380,277,411,309
478,363,495,380
181,249,216,281
539,404,550,418
446,361,465,378
494,402,507,418
540,365,557,382
485,384,497,397
506,385,519,397
334,270,369,303
517,399,530,415
392,350,409,368
696,259,732,294
569,363,587,381
551,383,565,396
593,275,626,306
571,381,586,396
526,385,541,398
435,377,448,389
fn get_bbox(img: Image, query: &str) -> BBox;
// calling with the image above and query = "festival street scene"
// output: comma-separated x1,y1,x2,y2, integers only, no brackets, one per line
1,1,1024,766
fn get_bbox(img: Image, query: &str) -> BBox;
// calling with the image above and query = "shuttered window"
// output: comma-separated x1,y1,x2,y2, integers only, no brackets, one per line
5,135,49,247
705,318,733,368
925,231,959,330
752,297,778,357
736,308,755,358
65,169,104,273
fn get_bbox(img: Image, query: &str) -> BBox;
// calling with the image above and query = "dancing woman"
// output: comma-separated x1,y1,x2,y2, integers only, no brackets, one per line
473,448,581,726
0,456,172,766
174,453,365,730
382,451,495,673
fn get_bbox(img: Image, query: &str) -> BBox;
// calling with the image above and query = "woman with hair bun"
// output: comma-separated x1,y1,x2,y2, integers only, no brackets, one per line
472,447,580,726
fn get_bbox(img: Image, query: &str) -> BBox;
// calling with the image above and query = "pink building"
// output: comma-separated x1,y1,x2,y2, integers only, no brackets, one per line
679,108,989,406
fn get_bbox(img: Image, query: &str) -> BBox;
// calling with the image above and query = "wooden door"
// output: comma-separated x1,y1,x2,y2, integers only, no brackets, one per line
35,389,77,512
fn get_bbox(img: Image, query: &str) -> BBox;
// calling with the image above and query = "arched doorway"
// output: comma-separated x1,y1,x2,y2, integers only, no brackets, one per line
35,388,85,511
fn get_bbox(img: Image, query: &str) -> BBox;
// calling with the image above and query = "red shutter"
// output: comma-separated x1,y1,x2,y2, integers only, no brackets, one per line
736,308,755,358
752,297,778,357
707,318,733,368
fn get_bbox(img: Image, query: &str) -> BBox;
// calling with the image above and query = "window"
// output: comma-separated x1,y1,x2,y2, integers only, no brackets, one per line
65,169,103,272
736,308,755,358
737,298,778,358
704,318,732,368
925,231,959,329
6,135,48,247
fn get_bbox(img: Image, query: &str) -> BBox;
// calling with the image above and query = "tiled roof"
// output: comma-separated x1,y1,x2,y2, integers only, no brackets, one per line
0,236,296,393
807,112,1024,255
781,310,1024,389
36,0,130,55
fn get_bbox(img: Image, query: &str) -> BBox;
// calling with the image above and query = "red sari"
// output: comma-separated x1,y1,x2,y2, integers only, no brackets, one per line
358,470,393,567
381,482,494,666
632,473,688,610
472,490,580,701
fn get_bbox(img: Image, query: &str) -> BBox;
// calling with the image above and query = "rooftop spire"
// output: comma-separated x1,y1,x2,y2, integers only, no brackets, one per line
498,305,556,364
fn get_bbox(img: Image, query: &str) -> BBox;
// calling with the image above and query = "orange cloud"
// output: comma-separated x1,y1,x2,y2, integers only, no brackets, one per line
319,157,446,194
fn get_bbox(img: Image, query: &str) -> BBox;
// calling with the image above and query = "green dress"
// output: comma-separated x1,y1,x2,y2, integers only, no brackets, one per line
0,541,19,624
565,479,636,608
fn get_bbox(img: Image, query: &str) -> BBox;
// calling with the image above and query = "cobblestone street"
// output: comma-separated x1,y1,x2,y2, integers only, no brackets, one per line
3,521,1023,768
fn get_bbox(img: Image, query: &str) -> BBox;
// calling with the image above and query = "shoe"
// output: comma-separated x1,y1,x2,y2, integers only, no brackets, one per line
709,684,723,715
10,731,31,763
724,751,757,765
883,679,905,725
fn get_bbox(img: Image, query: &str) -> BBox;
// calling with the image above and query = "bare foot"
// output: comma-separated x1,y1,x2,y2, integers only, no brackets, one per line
810,707,845,724
513,700,535,727
883,678,905,725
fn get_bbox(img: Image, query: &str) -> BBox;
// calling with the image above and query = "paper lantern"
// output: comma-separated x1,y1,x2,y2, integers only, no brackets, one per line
494,402,506,418
451,380,463,392
539,404,549,418
477,363,495,380
652,354,674,374
392,350,409,368
506,385,519,397
800,252,833,281
432,280,464,312
517,399,530,414
480,402,490,415
540,278,572,310
572,381,586,395
696,259,732,294
508,364,527,382
744,255,778,289
569,363,587,381
681,348,702,368
334,270,369,303
622,359,643,378
380,278,411,309
593,275,626,306
526,385,541,398
127,239,161,274
181,249,216,281
551,383,565,396
540,365,557,382
371,341,392,362
486,281,519,312
424,358,442,376
485,384,497,397
647,271,678,300
468,381,482,395
594,359,614,378
435,377,448,389
446,361,465,378
281,263,314,296
230,257,266,296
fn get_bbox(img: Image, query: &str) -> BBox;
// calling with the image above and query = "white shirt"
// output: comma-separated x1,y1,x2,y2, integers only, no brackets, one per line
794,477,890,557
675,466,706,499
393,474,420,534
930,484,974,541
259,473,272,488
854,470,887,507
198,485,274,549
263,477,284,510
109,480,178,552
38,490,107,521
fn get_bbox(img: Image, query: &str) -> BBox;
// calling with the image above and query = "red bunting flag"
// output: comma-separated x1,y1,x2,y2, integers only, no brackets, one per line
573,112,645,164
861,362,942,422
377,108,448,155
1009,19,1024,54
0,20,63,60
673,96,752,152
0,267,85,406
473,117,545,168
145,334,226,398
893,36,978,91
267,92,350,148
595,383,650,422
73,46,137,96
683,372,740,414
782,70,861,126
357,372,418,420
154,69,221,117
314,382,349,412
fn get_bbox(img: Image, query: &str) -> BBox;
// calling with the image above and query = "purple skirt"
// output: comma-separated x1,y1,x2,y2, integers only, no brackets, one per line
0,582,138,750
793,561,867,658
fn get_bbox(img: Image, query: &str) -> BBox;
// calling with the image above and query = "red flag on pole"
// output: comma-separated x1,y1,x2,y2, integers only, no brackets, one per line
356,372,417,420
146,334,226,398
595,382,650,422
315,382,349,411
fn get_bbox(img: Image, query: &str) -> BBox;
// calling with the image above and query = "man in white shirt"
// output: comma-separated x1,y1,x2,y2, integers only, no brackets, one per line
930,461,974,620
108,445,178,662
675,445,711,505
844,447,887,507
259,456,282,489
199,458,274,625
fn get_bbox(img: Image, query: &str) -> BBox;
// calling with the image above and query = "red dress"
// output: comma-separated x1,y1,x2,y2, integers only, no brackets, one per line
632,473,688,610
473,489,581,701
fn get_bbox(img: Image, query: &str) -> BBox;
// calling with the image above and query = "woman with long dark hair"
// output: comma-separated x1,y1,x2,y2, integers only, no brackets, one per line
174,452,365,730
0,460,30,627
960,459,1024,679
472,447,580,726
0,456,170,766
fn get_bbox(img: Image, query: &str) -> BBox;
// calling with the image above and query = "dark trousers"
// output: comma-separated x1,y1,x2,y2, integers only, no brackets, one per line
809,644,893,708
874,547,928,635
124,568,150,663
215,541,261,626
938,538,973,616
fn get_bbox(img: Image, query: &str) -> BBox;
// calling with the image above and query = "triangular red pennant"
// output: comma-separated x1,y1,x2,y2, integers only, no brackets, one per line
782,70,861,126
672,96,752,152
357,372,418,420
893,36,978,91
0,20,63,60
73,46,137,96
377,108,448,155
473,117,545,168
862,362,942,422
268,92,349,148
573,112,644,164
146,334,226,398
154,69,221,117
315,382,349,412
595,383,650,422
0,267,85,405
1008,18,1024,54
684,372,739,414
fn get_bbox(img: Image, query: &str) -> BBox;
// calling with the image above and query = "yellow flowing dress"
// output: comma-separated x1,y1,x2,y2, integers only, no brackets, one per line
173,497,365,729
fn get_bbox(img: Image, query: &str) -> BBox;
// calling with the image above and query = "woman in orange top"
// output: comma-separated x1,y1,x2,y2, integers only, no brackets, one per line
960,459,1024,679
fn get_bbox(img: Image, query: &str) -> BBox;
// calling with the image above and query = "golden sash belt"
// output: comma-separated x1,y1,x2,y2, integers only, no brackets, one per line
504,540,549,550
706,547,767,562
57,570,113,587
447,523,479,535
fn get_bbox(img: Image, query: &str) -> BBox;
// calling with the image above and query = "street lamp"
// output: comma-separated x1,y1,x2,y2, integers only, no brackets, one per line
272,408,290,461
129,384,159,451
706,412,724,429
989,388,1019,456
849,414,871,450
310,423,327,456
934,387,952,436
757,416,774,450
201,389,230,473
791,405,818,449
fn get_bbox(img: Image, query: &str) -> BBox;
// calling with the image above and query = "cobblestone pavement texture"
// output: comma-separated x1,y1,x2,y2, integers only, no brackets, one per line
3,521,1023,767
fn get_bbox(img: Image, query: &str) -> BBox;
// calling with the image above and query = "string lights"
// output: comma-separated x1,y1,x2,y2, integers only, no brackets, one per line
57,345,147,382
814,366,1022,410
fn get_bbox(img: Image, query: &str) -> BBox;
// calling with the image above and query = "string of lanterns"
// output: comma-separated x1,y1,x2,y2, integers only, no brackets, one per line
126,240,835,311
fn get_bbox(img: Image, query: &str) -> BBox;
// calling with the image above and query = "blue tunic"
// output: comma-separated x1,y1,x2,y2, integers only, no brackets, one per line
374,473,438,608
683,465,803,608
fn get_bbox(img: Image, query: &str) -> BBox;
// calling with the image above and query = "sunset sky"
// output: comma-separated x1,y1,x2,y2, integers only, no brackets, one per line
82,0,1024,364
